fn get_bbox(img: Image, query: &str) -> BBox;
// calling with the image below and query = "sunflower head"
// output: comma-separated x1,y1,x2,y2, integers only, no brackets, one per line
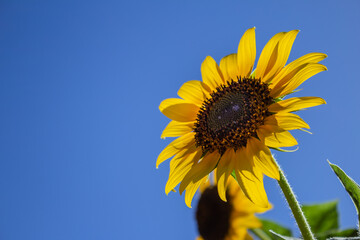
195,178,270,240
196,186,232,240
157,27,327,208
194,77,273,154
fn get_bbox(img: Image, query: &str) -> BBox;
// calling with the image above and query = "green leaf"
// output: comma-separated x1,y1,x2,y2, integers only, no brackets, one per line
328,161,360,225
260,219,292,238
313,228,359,240
323,228,359,239
269,230,301,240
326,237,360,240
301,200,339,234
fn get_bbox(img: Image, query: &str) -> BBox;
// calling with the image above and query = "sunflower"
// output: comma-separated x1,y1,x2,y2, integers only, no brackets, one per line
196,177,269,240
157,27,327,208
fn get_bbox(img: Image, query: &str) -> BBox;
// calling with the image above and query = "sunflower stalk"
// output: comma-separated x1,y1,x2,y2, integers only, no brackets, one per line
274,159,315,240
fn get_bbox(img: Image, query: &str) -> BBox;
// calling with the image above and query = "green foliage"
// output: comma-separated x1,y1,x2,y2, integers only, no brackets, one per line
260,219,292,239
257,200,358,240
302,201,359,239
255,161,360,240
302,201,338,236
322,228,359,239
328,161,360,227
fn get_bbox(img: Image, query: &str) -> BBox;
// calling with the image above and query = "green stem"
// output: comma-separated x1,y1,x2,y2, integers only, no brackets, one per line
274,159,315,240
250,228,272,240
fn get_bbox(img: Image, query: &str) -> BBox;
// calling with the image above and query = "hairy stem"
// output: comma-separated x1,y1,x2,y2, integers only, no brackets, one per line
275,159,315,240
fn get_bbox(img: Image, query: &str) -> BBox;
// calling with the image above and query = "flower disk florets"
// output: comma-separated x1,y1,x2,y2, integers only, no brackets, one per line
194,77,273,154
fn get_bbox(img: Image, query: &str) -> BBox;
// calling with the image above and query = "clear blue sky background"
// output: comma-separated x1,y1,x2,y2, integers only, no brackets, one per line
0,1,359,239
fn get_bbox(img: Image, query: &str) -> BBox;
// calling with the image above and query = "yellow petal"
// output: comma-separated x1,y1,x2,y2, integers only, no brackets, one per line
268,97,326,113
165,149,202,194
232,186,272,213
219,53,239,82
179,151,220,194
270,53,327,87
237,27,256,78
177,80,210,106
185,175,208,208
270,63,327,97
159,98,199,122
245,232,254,240
230,228,248,240
264,113,310,130
199,177,211,193
201,56,224,90
255,32,285,80
247,138,279,180
161,121,194,139
226,176,239,196
156,132,195,168
168,146,195,173
233,148,269,208
262,30,299,83
216,149,236,202
232,214,262,229
257,127,298,148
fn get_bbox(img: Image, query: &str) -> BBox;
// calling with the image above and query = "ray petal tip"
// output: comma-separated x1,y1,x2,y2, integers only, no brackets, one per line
165,186,176,195
253,198,269,209
155,160,161,169
185,196,193,208
288,29,300,34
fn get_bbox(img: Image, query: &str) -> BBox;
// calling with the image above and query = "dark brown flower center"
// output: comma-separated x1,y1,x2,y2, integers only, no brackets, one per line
194,77,273,154
196,186,232,240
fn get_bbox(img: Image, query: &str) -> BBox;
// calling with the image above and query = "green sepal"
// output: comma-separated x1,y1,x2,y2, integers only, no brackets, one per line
278,88,303,99
328,161,360,226
274,96,284,103
231,169,237,180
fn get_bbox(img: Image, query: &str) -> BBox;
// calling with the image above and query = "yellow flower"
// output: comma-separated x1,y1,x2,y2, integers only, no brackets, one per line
196,178,270,240
157,27,327,208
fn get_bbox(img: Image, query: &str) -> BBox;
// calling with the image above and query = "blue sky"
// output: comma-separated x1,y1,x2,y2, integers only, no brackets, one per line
0,1,359,239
